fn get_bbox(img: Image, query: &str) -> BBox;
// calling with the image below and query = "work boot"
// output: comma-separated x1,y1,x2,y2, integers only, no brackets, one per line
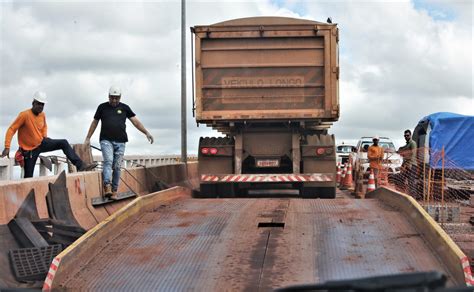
110,190,118,200
78,162,98,172
104,184,113,198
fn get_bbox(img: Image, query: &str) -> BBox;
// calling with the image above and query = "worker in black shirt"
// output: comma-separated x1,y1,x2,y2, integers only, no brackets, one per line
84,86,154,197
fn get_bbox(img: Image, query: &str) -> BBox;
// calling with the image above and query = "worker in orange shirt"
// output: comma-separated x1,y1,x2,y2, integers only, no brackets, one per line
1,92,97,178
367,136,384,188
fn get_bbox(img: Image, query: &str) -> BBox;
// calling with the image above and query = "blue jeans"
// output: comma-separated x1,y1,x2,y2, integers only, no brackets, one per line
100,140,125,191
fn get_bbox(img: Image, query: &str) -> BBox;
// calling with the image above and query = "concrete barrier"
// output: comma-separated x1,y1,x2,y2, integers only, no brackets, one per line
0,176,56,225
0,157,14,181
44,186,190,290
371,187,473,286
0,162,197,228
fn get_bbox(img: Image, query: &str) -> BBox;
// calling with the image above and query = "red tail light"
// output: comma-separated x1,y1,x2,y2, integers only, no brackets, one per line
201,147,209,154
316,148,325,155
210,148,218,155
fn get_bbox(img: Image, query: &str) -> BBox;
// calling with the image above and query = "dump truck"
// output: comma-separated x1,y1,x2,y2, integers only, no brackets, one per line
192,17,339,198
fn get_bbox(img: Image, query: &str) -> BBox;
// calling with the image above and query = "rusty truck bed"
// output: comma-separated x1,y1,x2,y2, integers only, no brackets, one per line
55,190,457,290
193,17,339,130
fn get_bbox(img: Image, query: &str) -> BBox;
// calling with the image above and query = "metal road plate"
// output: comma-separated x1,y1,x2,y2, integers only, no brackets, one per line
61,196,456,290
91,191,136,207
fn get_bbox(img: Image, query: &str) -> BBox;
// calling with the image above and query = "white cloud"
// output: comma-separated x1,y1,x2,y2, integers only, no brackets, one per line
300,0,472,148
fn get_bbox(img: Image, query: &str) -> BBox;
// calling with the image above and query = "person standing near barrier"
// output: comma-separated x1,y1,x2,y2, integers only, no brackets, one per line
368,136,384,188
398,129,417,168
397,129,417,194
84,86,154,198
1,92,97,178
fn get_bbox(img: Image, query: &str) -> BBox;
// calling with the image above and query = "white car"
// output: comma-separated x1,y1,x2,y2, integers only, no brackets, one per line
349,137,403,178
336,144,355,165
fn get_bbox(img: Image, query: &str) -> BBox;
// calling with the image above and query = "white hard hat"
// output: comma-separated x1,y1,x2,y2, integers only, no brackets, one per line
33,91,47,104
373,135,380,140
109,86,121,96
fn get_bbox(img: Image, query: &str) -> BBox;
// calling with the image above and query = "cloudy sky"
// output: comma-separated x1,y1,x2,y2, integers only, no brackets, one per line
1,0,472,159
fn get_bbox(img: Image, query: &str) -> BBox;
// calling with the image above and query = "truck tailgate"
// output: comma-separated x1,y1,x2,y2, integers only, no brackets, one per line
193,17,339,125
52,189,460,290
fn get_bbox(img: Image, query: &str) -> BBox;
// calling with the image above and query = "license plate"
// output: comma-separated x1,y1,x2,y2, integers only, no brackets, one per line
256,159,279,168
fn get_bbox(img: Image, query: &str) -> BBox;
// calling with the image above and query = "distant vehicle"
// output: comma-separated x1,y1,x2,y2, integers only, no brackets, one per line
349,137,402,179
336,144,355,164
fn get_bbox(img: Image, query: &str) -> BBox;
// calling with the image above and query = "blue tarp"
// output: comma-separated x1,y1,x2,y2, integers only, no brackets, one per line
421,112,474,170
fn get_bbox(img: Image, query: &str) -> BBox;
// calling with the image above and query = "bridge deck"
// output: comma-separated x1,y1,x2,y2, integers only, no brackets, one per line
58,193,454,290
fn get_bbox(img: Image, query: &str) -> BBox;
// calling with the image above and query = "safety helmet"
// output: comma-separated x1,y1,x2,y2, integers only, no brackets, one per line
33,91,47,104
109,86,121,96
373,135,380,140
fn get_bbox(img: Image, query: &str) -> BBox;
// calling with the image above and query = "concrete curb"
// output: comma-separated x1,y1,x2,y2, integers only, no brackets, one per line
372,186,472,286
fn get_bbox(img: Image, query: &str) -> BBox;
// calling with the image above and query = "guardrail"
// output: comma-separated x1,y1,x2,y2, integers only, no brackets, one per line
0,155,197,181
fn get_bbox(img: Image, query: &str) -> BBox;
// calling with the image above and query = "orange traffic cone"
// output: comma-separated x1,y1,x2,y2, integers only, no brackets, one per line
367,169,376,193
343,163,354,189
336,164,341,186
